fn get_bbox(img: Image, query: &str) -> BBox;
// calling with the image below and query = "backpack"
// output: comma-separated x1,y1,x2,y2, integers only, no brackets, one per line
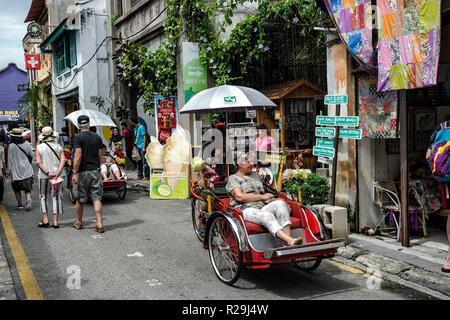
429,121,450,182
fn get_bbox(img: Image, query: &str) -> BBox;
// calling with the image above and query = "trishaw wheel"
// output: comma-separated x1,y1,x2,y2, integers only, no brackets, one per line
295,257,322,272
208,216,243,285
191,198,206,242
117,185,127,200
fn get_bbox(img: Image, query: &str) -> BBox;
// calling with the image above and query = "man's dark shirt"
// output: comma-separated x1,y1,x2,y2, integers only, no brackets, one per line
74,131,103,172
429,120,450,149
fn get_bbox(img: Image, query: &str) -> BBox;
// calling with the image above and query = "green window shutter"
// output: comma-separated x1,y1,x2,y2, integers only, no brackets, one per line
69,31,77,67
64,33,71,69
54,37,66,75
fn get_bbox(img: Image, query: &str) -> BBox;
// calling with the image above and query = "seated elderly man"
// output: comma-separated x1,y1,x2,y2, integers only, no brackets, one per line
100,145,122,181
226,153,302,247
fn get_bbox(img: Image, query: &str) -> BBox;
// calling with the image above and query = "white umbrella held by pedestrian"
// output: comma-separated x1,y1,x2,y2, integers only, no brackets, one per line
63,109,116,128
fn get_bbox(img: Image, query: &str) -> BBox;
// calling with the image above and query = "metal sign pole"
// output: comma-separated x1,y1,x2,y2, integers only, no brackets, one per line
330,104,340,206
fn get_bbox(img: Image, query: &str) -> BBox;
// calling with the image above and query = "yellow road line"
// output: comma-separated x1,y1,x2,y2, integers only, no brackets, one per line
0,204,44,300
326,260,384,281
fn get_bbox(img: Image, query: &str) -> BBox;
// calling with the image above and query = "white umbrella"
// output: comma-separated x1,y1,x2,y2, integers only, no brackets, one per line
63,110,116,128
179,85,277,114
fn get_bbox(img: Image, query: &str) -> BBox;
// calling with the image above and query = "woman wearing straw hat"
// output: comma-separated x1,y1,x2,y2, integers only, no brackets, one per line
35,127,66,228
7,128,34,210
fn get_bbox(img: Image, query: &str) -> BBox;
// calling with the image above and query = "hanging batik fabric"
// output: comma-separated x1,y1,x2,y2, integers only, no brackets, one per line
358,73,399,138
377,0,441,91
323,0,377,75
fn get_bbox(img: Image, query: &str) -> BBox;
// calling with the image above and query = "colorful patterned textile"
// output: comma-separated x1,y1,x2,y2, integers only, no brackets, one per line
323,0,377,75
377,0,441,91
358,74,399,138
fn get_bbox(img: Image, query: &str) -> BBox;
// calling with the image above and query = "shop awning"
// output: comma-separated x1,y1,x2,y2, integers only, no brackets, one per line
40,18,68,53
260,79,325,100
24,0,46,23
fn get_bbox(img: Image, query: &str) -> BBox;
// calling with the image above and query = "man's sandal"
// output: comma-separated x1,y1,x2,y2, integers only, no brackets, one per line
72,222,83,230
94,226,105,233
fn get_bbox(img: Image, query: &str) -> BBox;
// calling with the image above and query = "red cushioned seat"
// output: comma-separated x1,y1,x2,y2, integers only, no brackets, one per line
245,216,301,235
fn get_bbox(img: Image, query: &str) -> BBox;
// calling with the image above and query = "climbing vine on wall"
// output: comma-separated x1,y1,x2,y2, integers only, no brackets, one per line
115,0,328,113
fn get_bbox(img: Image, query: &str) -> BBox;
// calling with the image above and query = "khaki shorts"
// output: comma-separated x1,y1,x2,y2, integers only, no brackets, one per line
77,170,103,203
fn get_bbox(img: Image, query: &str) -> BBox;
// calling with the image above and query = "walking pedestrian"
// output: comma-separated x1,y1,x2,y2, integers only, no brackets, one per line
426,120,450,273
130,117,149,180
121,121,136,170
57,126,70,148
71,115,105,233
35,127,66,228
7,128,34,210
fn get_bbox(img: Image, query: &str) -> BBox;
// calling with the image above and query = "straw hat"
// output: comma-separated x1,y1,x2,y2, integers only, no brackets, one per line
38,126,58,142
9,128,24,138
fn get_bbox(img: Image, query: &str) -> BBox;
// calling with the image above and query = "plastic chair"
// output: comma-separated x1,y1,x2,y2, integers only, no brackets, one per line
373,182,401,241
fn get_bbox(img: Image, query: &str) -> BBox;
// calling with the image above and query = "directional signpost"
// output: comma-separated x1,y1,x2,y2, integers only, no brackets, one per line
316,116,336,126
316,138,335,148
313,146,335,159
335,116,359,127
325,94,348,105
339,128,362,140
315,127,336,138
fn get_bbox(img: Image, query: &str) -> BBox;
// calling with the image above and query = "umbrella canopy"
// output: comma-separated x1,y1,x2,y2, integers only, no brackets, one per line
180,85,277,114
64,109,116,128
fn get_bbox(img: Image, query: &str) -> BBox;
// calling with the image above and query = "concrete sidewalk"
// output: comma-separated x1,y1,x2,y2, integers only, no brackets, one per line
0,234,16,300
332,233,450,299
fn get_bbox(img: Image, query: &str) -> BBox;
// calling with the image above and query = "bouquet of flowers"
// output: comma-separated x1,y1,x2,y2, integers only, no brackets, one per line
63,147,72,167
191,157,219,191
113,142,126,165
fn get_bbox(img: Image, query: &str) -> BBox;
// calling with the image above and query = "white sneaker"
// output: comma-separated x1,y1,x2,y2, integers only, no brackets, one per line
25,198,32,211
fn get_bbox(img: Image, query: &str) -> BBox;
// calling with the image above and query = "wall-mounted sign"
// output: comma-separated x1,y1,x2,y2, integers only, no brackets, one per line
27,22,42,37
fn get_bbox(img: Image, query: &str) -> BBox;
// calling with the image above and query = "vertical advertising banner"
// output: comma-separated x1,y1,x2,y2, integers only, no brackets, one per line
182,42,208,103
148,97,189,199
155,96,178,145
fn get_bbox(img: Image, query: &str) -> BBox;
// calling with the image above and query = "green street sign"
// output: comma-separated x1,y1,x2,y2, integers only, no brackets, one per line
335,116,359,127
339,128,362,140
313,146,335,159
316,138,335,148
315,127,336,138
224,96,237,103
325,94,348,105
316,116,336,126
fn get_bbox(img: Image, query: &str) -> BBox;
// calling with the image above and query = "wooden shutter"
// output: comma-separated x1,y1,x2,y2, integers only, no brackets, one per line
69,31,77,67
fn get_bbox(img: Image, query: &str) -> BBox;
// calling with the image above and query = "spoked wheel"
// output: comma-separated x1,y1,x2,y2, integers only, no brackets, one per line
295,257,322,272
208,216,243,285
117,185,127,200
192,198,207,242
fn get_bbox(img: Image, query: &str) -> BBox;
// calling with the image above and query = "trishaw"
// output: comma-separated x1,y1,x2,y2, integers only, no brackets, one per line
63,110,128,203
182,85,345,284
191,182,345,285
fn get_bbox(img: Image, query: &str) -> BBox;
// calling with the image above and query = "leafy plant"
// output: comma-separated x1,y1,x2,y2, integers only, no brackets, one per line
18,85,53,126
299,173,330,205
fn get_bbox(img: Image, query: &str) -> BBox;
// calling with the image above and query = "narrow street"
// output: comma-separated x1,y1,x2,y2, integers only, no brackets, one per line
0,172,435,300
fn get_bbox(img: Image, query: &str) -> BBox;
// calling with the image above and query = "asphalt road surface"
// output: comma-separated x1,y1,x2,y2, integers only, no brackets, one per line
0,172,436,301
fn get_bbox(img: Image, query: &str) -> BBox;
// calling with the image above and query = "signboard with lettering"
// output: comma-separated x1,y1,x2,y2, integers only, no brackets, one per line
315,127,336,138
324,94,348,105
316,116,336,126
335,116,359,127
313,146,335,158
316,138,335,148
339,128,362,140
